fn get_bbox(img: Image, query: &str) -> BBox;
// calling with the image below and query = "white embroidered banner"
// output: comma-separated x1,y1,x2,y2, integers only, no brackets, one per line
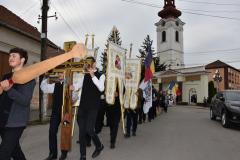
139,79,152,113
124,59,141,110
105,42,126,105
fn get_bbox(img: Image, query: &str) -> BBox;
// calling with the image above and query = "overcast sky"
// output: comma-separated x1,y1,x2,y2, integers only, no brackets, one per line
1,0,240,68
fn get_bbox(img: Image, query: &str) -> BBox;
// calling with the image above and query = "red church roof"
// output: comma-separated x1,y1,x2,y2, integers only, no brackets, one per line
158,0,182,19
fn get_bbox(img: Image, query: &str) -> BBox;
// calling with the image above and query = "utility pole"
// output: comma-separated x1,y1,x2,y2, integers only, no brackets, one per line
129,43,133,58
38,0,58,122
39,0,49,122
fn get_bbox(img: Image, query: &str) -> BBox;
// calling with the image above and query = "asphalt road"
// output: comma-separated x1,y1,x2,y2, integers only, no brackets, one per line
18,105,240,160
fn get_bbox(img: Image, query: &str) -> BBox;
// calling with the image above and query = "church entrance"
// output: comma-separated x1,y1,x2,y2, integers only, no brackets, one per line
189,88,197,104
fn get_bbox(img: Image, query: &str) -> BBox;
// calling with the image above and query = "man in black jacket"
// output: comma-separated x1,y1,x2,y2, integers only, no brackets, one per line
41,67,81,160
77,57,105,160
0,48,36,160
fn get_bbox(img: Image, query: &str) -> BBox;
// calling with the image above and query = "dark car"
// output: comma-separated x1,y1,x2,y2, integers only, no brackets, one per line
210,90,240,128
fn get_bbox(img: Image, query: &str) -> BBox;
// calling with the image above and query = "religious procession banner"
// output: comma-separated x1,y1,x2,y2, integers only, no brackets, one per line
72,72,84,106
124,59,141,110
139,79,152,114
106,42,126,105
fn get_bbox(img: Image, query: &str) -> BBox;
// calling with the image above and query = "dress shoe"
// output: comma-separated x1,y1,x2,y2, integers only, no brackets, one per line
86,142,91,147
59,154,67,160
132,132,136,136
110,143,115,149
44,154,57,160
92,144,104,158
124,133,130,138
80,156,86,160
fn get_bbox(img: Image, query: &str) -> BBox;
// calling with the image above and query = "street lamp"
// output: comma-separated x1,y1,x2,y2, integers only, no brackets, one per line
213,69,222,92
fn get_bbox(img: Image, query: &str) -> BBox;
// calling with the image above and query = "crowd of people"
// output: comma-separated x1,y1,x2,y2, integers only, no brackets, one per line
0,47,171,160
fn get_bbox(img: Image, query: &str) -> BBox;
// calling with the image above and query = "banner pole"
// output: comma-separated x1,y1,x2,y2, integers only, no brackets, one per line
120,104,126,134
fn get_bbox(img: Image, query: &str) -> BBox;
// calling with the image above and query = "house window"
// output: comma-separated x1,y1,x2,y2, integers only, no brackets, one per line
175,31,179,42
162,31,166,42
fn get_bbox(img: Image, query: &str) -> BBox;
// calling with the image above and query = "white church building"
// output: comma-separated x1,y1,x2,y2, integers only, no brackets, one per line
153,0,209,104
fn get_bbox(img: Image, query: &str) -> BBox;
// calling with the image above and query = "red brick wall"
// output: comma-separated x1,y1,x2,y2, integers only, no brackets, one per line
206,68,225,91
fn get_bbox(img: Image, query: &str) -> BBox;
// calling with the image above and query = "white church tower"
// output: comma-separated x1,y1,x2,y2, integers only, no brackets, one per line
155,0,185,69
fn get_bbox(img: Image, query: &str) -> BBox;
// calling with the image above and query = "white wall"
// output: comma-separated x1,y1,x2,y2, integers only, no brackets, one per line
182,76,208,103
200,75,209,102
155,18,185,69
0,27,40,65
0,27,41,109
182,81,201,103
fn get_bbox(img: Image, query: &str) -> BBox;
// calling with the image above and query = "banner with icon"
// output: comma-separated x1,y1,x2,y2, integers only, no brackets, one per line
124,59,141,110
105,42,126,105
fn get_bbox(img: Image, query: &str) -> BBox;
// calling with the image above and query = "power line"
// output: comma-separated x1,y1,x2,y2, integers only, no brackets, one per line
179,0,240,6
122,0,161,8
56,0,86,36
186,52,240,56
182,8,240,13
121,0,240,21
183,11,240,21
158,49,240,56
19,1,39,16
122,0,240,13
51,3,81,41
60,0,89,33
72,0,95,33
186,59,240,66
185,48,240,54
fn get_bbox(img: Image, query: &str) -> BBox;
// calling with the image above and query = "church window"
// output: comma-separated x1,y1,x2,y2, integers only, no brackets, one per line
175,31,179,42
162,31,166,42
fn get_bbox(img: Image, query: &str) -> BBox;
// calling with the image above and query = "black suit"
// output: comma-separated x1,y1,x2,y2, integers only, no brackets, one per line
77,72,103,157
48,83,68,158
107,97,121,146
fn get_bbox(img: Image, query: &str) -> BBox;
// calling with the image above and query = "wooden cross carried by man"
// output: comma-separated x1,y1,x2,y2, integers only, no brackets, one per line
47,41,95,151
0,42,88,151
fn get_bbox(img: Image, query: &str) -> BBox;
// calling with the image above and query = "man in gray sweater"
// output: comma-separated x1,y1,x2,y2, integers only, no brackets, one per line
0,48,36,160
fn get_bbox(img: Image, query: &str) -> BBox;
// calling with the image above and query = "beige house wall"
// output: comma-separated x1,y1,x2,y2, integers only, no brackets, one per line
0,27,40,109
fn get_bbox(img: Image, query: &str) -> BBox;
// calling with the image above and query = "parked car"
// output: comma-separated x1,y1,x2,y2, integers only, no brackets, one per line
210,90,240,128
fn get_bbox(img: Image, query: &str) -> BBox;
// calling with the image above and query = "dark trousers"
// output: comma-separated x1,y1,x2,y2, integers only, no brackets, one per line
77,109,102,157
85,134,91,145
0,127,26,160
107,104,121,144
95,100,106,134
153,101,157,117
164,104,168,112
84,100,106,145
49,111,67,157
138,106,146,123
148,107,154,121
126,110,138,134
